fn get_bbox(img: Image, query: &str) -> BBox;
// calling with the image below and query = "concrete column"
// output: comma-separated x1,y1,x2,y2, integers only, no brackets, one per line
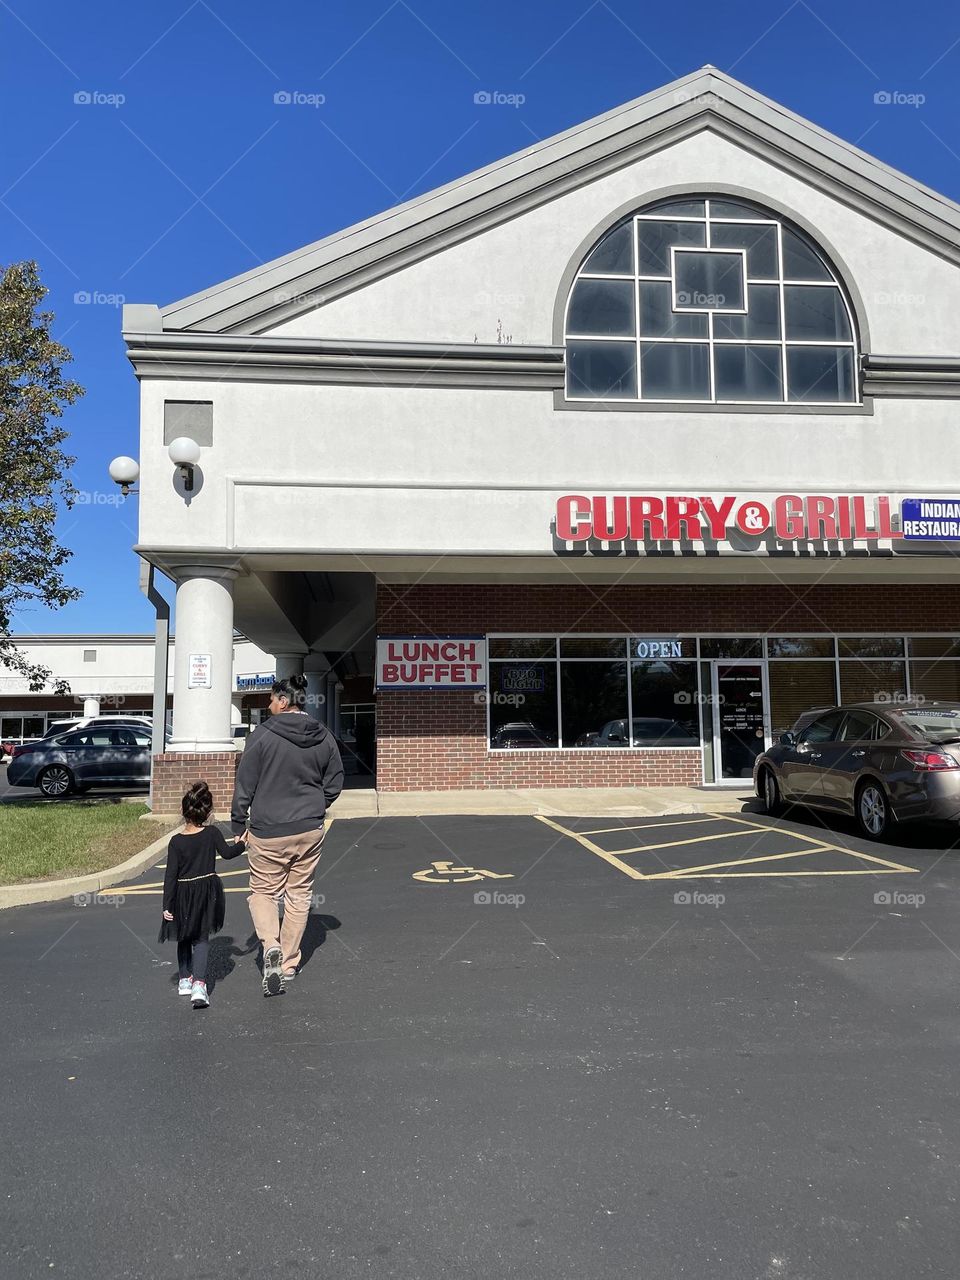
274,653,305,683
230,695,243,727
332,681,343,739
325,673,341,735
169,566,238,752
304,670,328,721
83,697,100,718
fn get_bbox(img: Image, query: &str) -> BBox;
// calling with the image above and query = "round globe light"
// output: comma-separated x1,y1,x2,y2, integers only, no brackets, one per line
167,436,202,466
108,456,140,486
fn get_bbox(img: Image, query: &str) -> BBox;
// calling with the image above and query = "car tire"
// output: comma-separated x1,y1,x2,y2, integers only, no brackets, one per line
856,779,892,841
761,767,783,816
38,765,75,798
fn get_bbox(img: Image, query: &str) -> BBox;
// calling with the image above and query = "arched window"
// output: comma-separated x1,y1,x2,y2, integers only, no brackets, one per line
564,197,859,405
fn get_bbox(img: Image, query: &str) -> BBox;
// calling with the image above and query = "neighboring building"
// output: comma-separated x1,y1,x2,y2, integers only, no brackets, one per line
0,636,371,751
121,68,960,805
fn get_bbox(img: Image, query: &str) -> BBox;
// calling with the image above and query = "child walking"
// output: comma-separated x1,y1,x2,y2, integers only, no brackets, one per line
159,781,245,1008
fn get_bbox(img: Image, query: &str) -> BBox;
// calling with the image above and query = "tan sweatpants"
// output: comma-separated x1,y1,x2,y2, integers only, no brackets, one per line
246,825,325,973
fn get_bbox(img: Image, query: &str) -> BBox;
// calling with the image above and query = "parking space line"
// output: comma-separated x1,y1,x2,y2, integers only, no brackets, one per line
615,828,759,856
706,811,919,873
535,815,646,879
578,816,726,836
644,847,860,878
537,811,921,880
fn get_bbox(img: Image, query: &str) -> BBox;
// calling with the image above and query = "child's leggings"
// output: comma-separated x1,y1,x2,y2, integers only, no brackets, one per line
177,936,209,982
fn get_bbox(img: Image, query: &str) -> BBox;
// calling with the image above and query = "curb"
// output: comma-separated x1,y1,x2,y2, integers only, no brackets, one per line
0,823,183,910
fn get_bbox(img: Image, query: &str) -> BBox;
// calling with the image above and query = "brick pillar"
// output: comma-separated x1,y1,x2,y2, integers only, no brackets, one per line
152,752,240,816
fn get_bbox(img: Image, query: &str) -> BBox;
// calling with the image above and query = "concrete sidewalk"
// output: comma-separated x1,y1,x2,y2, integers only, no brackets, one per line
331,784,758,819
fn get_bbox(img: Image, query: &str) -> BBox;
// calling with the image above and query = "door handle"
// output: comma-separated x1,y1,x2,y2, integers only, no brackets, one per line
809,752,822,760
851,750,865,758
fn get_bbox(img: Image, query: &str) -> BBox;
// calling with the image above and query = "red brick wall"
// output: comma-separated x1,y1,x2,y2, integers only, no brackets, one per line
152,752,239,815
375,582,960,791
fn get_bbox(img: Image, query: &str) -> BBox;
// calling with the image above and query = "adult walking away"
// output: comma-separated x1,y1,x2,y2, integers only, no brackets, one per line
231,674,344,996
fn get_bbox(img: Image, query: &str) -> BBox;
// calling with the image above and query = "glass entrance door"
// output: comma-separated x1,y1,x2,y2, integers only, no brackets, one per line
711,661,769,781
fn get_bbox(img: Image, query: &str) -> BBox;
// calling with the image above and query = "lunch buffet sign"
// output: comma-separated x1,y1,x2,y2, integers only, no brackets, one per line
377,636,487,690
553,494,960,555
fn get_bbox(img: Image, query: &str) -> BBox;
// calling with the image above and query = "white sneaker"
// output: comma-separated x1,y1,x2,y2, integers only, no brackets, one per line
191,980,210,1008
178,977,194,996
262,946,285,997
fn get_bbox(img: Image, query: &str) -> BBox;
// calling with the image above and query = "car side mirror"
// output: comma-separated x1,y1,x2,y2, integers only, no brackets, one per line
607,733,624,743
779,731,797,746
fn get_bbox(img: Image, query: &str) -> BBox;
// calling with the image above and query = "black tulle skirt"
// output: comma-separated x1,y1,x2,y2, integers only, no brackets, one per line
158,875,225,944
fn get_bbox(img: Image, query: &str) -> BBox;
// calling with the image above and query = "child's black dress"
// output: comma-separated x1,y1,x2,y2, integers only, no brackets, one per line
158,826,245,944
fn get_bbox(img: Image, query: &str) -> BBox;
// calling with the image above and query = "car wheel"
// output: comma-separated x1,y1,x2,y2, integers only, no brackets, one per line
38,765,74,798
856,780,891,841
761,767,783,816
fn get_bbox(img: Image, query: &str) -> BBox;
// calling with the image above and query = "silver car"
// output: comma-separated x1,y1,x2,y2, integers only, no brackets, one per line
754,701,960,839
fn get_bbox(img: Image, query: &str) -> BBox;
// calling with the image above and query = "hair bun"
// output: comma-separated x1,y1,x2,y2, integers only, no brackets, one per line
288,673,308,692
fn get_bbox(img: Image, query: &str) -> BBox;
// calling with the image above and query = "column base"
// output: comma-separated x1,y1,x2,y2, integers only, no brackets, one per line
166,738,238,753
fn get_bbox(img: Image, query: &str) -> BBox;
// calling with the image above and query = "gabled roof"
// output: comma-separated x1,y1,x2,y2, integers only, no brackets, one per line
132,67,960,337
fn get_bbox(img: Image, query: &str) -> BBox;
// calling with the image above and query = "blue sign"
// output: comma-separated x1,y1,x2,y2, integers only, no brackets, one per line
901,498,960,540
237,673,275,690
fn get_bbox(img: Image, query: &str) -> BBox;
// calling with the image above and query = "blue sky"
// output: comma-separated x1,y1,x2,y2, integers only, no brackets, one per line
3,0,959,635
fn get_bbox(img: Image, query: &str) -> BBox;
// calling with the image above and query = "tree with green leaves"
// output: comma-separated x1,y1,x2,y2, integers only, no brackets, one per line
0,260,83,693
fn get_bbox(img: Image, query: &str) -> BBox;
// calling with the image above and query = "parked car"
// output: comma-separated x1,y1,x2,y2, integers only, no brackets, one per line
754,700,960,839
7,725,153,797
490,722,558,749
575,717,699,747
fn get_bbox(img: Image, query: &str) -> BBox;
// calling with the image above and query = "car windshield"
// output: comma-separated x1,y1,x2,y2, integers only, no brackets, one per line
894,708,960,743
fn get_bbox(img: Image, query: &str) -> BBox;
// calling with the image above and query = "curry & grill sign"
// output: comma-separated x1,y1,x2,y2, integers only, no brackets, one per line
554,493,960,552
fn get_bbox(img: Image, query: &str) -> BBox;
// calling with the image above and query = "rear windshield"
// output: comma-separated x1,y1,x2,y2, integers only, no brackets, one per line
894,708,960,743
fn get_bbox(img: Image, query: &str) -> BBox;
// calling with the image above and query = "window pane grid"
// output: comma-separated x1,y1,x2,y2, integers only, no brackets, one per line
566,196,859,405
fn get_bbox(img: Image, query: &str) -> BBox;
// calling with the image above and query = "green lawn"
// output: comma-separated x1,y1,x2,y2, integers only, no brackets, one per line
0,799,175,885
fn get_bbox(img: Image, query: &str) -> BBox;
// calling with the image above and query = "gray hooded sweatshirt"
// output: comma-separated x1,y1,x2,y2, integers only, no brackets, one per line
230,712,344,838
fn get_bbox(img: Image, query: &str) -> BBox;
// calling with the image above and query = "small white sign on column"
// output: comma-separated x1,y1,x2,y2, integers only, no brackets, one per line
188,653,212,688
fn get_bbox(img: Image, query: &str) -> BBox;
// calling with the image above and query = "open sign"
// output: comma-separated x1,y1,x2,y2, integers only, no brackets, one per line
634,639,684,659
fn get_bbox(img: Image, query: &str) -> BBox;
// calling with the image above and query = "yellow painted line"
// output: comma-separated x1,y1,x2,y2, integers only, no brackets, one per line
535,814,646,879
644,847,846,879
668,869,909,877
577,815,727,836
705,811,919,874
614,828,762,856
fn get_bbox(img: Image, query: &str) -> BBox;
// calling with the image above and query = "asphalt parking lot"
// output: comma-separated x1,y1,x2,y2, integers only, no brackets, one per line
3,807,960,1279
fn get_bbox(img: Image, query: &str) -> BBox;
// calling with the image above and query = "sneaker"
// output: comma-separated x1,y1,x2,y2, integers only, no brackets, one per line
262,946,285,997
282,968,298,983
178,977,194,996
191,980,210,1008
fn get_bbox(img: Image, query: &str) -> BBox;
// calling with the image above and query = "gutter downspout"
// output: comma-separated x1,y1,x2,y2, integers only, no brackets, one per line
139,558,170,811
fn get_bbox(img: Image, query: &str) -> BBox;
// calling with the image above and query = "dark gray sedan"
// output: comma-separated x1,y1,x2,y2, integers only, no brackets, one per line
753,701,960,839
6,725,152,797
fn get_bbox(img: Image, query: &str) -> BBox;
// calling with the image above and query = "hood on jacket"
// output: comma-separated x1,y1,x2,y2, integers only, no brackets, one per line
263,712,330,748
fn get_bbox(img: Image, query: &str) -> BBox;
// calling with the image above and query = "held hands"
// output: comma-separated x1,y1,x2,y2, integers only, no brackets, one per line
163,910,174,921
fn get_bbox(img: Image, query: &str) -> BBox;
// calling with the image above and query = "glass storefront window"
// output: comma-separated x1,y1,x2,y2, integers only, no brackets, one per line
1,717,23,739
700,638,762,658
488,637,557,660
559,637,628,658
560,661,628,747
908,637,960,658
766,636,836,658
22,717,44,739
488,662,558,749
838,636,904,658
909,661,960,702
630,662,700,745
768,661,837,735
839,660,906,704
